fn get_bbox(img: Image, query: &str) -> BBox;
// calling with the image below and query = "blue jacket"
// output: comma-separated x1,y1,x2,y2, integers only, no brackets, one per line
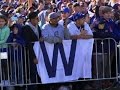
93,18,119,53
7,33,25,45
93,18,120,42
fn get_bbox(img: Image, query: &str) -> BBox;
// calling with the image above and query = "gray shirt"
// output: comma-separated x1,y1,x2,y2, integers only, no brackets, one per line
42,23,70,43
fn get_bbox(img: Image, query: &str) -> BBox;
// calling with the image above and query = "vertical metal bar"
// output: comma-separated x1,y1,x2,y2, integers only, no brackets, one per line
116,46,120,82
101,40,105,78
24,47,28,84
114,40,118,82
36,74,38,83
2,46,5,85
108,39,111,78
9,44,12,84
23,46,28,90
13,45,17,84
27,49,31,83
95,39,98,79
0,45,4,90
6,44,10,85
17,46,19,85
21,46,24,84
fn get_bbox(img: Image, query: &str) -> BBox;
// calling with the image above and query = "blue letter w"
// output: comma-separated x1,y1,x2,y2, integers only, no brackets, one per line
40,40,77,78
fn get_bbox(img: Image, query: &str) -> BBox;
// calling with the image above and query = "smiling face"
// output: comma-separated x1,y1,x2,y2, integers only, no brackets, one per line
61,12,70,19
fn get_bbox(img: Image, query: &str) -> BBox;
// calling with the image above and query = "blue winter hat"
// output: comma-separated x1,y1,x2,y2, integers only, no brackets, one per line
61,7,70,13
73,13,85,21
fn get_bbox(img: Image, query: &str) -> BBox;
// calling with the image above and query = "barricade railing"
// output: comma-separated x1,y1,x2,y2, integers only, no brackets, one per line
0,38,119,90
92,38,118,80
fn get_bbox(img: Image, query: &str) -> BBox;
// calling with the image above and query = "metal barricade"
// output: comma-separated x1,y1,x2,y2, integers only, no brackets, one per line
92,38,118,80
0,38,119,90
71,38,118,89
0,43,43,90
91,38,118,89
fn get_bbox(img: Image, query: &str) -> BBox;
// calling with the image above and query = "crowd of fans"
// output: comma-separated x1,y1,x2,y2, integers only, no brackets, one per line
0,0,119,44
0,0,120,90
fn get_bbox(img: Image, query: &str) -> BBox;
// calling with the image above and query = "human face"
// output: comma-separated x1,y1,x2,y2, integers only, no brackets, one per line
103,12,112,20
0,18,6,28
85,14,90,23
13,27,18,34
73,6,80,13
61,12,70,19
49,17,59,25
18,18,24,25
81,3,88,13
31,16,39,26
76,17,85,26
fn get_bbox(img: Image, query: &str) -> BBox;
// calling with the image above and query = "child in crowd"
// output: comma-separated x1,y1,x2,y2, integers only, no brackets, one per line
7,24,25,84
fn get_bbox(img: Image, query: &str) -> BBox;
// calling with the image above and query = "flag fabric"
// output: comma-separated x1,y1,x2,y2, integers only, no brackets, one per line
33,39,94,84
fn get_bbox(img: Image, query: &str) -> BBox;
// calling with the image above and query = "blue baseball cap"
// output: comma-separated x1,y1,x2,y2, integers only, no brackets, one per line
73,13,85,21
61,7,70,13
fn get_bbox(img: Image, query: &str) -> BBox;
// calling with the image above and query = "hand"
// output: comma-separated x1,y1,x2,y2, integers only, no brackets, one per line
33,58,38,64
58,38,62,43
12,43,17,47
39,38,44,42
13,39,16,42
81,29,87,35
55,37,62,43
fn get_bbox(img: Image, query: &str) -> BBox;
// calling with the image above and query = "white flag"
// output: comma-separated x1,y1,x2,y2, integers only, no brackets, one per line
33,39,94,84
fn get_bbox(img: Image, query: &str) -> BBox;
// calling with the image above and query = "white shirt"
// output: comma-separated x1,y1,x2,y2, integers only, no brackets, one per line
67,22,93,36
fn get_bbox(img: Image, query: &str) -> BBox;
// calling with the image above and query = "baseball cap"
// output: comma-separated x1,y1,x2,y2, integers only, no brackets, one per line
61,7,70,13
73,12,85,21
48,12,60,19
